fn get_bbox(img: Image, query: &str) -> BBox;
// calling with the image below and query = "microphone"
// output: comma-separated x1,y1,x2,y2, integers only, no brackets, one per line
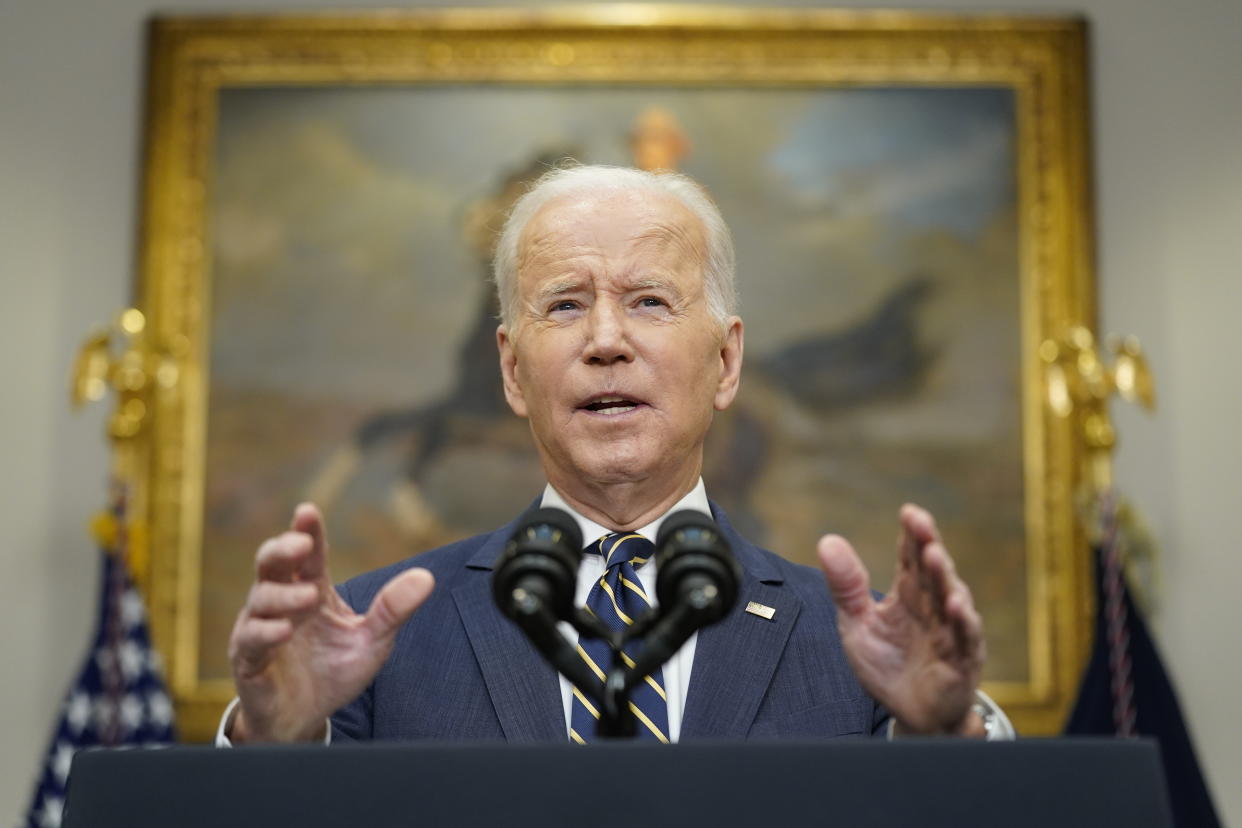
654,509,741,627
493,508,605,705
493,505,741,739
624,510,741,689
492,507,583,622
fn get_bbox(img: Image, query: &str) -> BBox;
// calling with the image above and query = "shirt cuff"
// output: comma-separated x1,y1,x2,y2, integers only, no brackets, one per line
215,698,332,747
884,689,1015,741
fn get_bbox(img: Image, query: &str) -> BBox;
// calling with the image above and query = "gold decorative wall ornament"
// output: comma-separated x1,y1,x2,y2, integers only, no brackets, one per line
73,310,181,438
72,309,182,587
128,8,1096,739
1041,327,1156,495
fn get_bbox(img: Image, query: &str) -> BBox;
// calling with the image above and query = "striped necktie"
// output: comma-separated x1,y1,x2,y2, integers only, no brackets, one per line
569,533,670,743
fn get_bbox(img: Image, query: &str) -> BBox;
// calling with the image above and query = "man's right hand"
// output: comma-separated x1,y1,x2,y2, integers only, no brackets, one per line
226,502,435,743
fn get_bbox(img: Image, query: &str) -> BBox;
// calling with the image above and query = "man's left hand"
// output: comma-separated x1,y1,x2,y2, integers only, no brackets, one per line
818,503,985,735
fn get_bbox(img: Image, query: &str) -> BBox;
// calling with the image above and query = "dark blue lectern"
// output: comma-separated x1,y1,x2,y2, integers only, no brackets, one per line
63,738,1172,828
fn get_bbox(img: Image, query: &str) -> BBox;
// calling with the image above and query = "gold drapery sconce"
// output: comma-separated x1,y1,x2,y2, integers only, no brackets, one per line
1040,326,1156,495
71,308,182,588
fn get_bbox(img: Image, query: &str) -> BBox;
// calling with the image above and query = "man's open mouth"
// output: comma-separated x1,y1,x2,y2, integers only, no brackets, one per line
579,395,645,416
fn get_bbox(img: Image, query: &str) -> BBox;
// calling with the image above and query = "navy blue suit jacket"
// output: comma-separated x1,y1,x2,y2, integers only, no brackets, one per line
331,503,888,742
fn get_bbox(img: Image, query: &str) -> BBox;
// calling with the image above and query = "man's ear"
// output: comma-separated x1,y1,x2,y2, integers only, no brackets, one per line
713,316,744,412
496,324,528,418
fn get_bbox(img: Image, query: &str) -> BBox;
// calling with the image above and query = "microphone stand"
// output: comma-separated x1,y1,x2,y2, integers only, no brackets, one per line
576,597,711,739
506,589,607,715
497,509,737,740
507,587,673,739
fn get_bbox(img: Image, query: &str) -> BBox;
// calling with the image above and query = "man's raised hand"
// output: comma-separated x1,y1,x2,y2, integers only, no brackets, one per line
227,503,434,743
817,504,985,736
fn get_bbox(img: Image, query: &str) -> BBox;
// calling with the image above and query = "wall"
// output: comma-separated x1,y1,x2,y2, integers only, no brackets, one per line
2,0,1238,823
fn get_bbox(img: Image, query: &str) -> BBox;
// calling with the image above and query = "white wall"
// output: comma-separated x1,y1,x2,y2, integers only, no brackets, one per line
2,0,1239,823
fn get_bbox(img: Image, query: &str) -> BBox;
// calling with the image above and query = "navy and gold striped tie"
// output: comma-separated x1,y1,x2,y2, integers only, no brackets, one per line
569,533,670,743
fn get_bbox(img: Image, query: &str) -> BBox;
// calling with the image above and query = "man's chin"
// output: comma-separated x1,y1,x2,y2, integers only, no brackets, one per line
575,458,654,487
557,446,662,488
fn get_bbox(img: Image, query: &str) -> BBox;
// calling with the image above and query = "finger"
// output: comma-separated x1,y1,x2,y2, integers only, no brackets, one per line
363,568,436,640
924,544,985,659
817,534,874,619
899,503,941,546
951,600,983,658
893,532,937,622
229,617,294,674
944,581,984,657
896,504,939,584
246,581,320,619
255,532,315,583
919,542,955,623
944,573,974,619
289,502,329,581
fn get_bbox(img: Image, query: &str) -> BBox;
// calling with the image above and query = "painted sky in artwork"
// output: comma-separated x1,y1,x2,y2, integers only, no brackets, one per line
212,85,1015,410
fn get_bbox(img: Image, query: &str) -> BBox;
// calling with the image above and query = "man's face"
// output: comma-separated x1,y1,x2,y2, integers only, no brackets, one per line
497,189,743,499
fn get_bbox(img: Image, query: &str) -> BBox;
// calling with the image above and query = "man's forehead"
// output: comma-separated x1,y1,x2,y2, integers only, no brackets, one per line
517,189,707,266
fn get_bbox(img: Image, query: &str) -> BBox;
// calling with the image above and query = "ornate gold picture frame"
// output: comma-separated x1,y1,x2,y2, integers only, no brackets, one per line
134,8,1094,740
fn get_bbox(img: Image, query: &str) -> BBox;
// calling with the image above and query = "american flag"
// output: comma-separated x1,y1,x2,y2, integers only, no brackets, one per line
24,505,175,828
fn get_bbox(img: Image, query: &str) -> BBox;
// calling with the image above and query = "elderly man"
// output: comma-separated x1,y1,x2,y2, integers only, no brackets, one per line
221,165,999,745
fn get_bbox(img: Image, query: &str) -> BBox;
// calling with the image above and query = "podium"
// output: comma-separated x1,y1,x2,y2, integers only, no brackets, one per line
64,738,1171,827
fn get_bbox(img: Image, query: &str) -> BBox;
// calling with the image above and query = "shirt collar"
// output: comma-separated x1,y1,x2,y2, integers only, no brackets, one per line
539,479,711,549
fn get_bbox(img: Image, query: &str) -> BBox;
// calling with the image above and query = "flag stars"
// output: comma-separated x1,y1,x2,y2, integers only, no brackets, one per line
120,693,145,733
50,743,75,785
37,794,64,828
65,691,91,735
147,648,164,673
118,640,144,682
120,589,146,630
147,690,173,728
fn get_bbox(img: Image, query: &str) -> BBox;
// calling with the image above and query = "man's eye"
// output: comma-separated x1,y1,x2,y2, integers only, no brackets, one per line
638,297,667,308
549,301,579,313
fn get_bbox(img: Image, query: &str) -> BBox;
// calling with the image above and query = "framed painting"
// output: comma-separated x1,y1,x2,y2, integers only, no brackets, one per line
133,8,1095,740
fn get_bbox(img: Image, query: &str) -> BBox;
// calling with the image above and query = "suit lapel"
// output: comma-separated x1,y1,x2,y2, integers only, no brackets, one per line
452,516,565,743
679,505,802,740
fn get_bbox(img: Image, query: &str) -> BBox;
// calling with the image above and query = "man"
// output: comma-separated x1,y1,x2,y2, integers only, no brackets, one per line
222,164,1000,745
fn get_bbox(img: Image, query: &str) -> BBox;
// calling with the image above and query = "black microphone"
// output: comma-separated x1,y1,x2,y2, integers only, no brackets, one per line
493,508,604,706
624,510,741,690
492,507,583,622
654,509,741,627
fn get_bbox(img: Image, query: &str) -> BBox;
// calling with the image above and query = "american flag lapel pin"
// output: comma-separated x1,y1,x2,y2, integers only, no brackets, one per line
745,601,776,620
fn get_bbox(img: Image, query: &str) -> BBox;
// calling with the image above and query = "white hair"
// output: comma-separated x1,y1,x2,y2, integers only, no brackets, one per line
492,164,737,330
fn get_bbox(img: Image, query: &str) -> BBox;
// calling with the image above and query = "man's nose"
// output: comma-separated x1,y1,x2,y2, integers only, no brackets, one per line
582,301,635,365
